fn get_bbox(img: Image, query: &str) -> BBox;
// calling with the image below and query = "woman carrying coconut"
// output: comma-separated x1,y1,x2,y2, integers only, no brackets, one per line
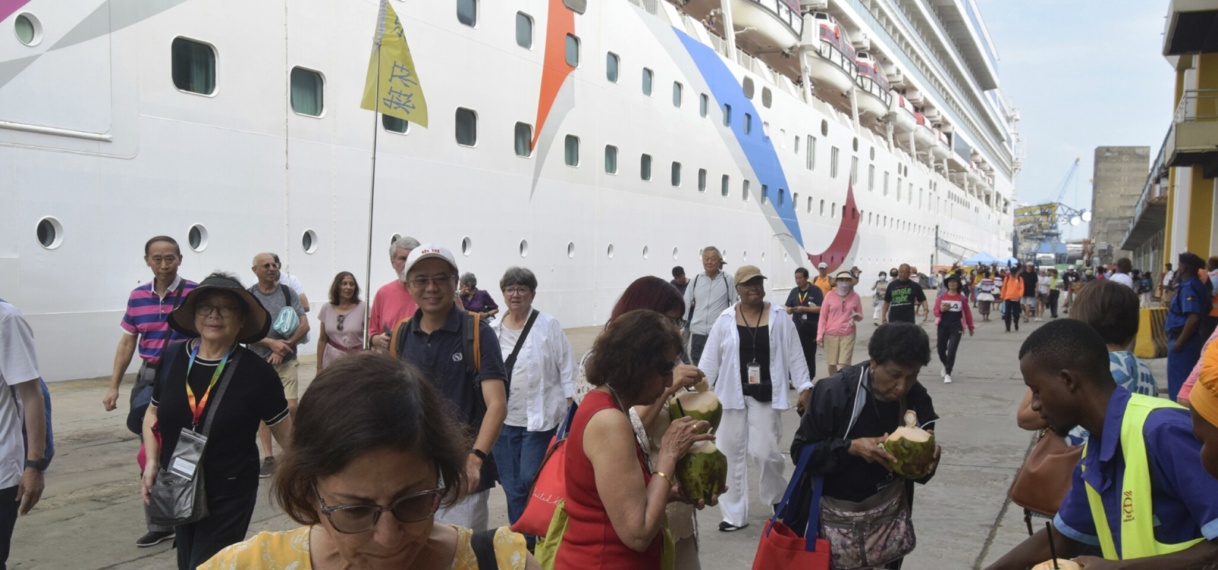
789,322,940,569
933,274,974,384
698,265,813,533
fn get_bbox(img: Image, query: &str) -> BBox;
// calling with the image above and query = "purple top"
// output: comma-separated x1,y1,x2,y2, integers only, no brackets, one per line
461,289,498,314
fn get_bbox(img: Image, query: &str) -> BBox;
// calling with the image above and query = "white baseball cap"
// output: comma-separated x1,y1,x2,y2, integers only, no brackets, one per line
403,244,459,277
817,262,829,269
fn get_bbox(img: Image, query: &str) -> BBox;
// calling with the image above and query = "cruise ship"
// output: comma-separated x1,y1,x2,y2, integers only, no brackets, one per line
1,0,1021,380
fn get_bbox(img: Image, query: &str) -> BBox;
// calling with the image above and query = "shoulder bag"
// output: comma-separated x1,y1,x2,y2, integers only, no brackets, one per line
1007,428,1083,534
753,444,832,569
148,347,242,527
511,401,577,537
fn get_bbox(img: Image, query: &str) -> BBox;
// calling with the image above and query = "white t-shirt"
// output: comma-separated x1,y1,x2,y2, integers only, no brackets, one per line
1162,270,1175,287
0,302,40,489
497,324,527,427
1109,273,1135,289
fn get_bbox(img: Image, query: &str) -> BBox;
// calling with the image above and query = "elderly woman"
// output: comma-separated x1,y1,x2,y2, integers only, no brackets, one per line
558,310,715,569
140,273,293,569
201,354,537,569
316,271,366,372
489,267,575,529
459,272,499,320
699,265,813,533
790,322,940,570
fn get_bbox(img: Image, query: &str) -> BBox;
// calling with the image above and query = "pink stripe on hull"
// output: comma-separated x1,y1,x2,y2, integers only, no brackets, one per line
0,0,32,24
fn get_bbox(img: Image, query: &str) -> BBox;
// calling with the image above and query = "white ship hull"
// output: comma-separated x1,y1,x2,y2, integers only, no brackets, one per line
0,0,1015,380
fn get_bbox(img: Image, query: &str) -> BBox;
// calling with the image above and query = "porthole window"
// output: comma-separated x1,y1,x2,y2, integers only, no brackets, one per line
172,37,217,95
455,107,477,146
606,52,620,83
642,68,654,96
565,34,580,67
852,137,859,152
698,168,707,192
673,247,679,260
390,233,402,246
290,67,324,116
564,134,580,166
457,0,477,27
14,13,41,46
721,175,730,197
641,154,652,181
519,239,529,258
761,184,768,204
515,122,533,157
605,145,618,174
742,179,750,201
671,162,681,187
743,76,755,99
700,93,709,117
35,216,63,249
744,113,752,134
607,244,615,259
567,242,576,258
383,115,410,134
820,119,829,136
301,229,317,254
742,251,748,261
762,87,773,108
562,0,588,13
672,82,683,107
516,12,533,48
188,224,209,252
870,148,876,160
723,104,732,126
778,188,786,206
642,246,650,259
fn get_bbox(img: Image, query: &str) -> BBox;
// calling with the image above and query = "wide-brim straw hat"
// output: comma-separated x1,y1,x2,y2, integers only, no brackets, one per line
168,275,271,344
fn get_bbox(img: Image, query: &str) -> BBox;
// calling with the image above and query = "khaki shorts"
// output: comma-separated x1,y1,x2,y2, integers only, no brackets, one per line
276,359,300,401
823,333,856,366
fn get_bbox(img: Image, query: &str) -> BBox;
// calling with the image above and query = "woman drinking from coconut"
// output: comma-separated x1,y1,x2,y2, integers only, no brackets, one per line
698,265,813,533
790,322,940,570
557,310,718,569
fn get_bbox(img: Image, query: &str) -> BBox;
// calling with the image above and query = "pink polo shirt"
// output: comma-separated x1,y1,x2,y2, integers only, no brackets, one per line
817,290,863,341
369,280,418,335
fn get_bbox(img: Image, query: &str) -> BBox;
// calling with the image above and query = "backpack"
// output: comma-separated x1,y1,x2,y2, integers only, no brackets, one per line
389,309,497,397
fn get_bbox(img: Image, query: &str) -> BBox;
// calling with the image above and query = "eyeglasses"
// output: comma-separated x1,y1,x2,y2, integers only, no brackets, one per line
315,482,445,534
407,274,455,289
503,286,532,296
195,303,241,318
666,315,687,330
336,314,346,332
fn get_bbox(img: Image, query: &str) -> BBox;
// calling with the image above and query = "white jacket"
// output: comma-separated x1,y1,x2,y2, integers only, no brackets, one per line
491,310,576,431
698,302,813,411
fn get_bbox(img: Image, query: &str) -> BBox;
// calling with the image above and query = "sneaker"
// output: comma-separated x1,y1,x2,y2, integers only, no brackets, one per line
1035,317,1043,322
940,368,946,378
136,530,175,548
259,456,276,478
719,521,749,532
944,373,953,384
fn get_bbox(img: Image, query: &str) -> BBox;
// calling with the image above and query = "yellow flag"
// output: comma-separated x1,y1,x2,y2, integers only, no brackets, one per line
361,0,428,127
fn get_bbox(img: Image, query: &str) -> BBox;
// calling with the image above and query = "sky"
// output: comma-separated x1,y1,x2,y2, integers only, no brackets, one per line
975,0,1175,240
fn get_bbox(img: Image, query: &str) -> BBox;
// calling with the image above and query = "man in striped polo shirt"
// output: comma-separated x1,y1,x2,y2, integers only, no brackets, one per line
102,235,196,548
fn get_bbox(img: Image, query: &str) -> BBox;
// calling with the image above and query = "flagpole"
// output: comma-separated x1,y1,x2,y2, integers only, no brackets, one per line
362,41,381,350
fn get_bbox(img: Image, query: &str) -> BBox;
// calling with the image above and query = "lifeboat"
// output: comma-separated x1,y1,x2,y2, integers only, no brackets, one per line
729,0,802,51
800,12,857,94
914,120,935,147
853,51,893,118
890,95,917,132
931,129,951,159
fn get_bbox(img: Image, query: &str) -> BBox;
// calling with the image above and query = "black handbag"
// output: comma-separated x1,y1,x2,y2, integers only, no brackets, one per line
148,348,241,527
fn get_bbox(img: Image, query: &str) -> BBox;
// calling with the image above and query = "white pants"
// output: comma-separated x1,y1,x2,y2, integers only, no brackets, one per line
436,489,490,532
718,397,786,527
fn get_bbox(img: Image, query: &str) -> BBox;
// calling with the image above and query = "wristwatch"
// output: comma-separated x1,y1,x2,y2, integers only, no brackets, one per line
24,458,49,472
470,448,488,461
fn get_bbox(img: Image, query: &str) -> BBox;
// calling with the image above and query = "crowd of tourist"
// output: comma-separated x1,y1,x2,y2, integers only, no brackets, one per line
4,235,1218,569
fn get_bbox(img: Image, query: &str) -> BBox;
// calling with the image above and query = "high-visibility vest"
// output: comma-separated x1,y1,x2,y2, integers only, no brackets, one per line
1081,394,1203,559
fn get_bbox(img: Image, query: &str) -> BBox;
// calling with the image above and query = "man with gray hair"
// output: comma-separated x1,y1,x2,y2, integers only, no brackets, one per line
684,246,737,364
370,235,421,350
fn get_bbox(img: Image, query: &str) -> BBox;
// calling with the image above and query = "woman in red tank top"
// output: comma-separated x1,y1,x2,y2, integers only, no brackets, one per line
557,310,717,569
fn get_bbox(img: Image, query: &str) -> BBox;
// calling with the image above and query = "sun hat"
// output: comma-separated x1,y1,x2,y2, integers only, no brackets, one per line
403,244,459,278
834,271,854,281
168,274,271,344
734,265,766,284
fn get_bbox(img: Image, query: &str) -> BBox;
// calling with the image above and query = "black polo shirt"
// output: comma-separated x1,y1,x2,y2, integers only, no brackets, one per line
398,307,507,492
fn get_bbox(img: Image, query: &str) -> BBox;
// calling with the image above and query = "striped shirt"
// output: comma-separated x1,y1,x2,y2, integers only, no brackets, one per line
119,275,197,366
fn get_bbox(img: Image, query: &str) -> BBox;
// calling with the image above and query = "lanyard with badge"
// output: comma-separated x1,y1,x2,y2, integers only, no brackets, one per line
740,306,763,385
797,289,811,321
168,342,232,479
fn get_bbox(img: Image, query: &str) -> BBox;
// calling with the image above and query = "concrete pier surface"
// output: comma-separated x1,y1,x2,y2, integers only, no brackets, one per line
9,313,1170,569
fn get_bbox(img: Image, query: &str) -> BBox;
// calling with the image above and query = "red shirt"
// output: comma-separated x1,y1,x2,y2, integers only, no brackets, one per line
368,280,418,335
556,390,662,569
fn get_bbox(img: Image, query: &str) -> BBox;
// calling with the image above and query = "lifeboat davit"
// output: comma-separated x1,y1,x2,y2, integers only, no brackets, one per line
801,12,857,95
853,51,893,118
730,0,802,51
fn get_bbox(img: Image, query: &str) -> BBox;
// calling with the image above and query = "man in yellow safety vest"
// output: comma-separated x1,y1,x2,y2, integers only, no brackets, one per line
987,319,1218,569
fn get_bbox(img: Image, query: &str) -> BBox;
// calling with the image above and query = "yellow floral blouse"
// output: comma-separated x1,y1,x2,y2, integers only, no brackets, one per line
200,525,529,570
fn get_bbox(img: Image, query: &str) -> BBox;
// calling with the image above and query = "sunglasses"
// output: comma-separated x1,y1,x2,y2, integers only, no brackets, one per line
315,480,446,534
336,314,346,332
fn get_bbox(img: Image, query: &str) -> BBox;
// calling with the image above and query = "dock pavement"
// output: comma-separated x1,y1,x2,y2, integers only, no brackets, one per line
9,312,1170,569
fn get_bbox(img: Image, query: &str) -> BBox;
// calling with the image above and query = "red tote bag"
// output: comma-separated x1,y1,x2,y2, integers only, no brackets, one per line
752,445,831,569
512,403,577,537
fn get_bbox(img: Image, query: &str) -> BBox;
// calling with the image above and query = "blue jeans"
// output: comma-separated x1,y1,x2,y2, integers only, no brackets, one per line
494,425,556,525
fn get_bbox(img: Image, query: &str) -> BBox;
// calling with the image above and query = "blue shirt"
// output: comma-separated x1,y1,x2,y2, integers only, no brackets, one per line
1066,352,1159,445
1166,276,1210,335
1055,387,1218,552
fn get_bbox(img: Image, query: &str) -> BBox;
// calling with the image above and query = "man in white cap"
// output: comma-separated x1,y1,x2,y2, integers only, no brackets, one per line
813,262,833,297
683,246,737,364
391,244,507,531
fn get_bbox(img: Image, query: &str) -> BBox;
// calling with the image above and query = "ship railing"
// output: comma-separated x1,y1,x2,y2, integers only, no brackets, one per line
1174,88,1218,123
741,0,804,38
855,74,892,107
812,41,858,80
1123,125,1172,244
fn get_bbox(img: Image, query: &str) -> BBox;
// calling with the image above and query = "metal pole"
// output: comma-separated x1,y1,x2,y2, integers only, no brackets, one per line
362,43,382,350
720,0,737,62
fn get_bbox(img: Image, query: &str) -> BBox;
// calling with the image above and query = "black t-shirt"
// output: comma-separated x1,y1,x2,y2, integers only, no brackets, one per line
738,324,772,402
670,279,688,296
152,343,289,497
825,382,938,502
884,280,926,323
1021,272,1038,298
785,286,824,333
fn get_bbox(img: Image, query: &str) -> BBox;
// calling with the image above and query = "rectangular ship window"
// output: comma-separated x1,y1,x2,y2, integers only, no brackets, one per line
514,122,532,157
290,67,324,117
171,37,216,95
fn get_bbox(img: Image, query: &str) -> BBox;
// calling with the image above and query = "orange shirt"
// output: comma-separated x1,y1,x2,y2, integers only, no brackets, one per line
1000,275,1024,301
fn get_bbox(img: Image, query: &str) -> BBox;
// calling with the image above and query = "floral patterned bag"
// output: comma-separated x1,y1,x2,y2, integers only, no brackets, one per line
819,480,914,570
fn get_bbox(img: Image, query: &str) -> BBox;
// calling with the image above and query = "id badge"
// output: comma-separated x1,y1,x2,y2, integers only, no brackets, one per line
747,362,762,385
169,429,207,479
801,313,808,321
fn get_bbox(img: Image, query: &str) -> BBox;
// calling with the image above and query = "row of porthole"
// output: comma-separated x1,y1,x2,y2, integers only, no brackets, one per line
33,218,322,255
398,234,764,263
